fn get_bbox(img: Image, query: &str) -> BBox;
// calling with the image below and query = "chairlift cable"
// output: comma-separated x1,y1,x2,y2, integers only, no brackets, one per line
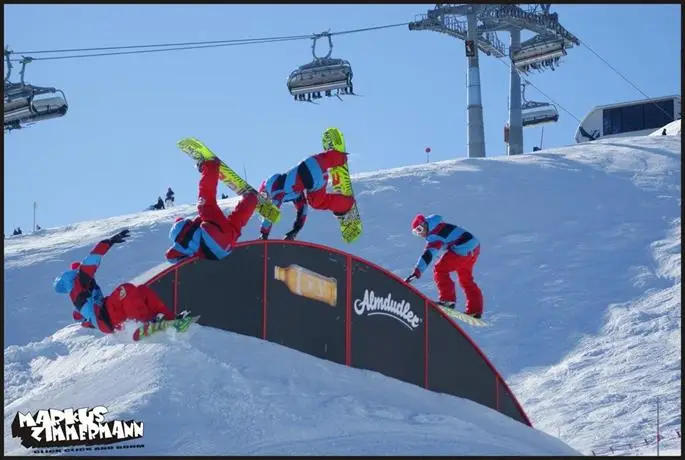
329,21,412,36
495,56,582,124
9,36,309,62
578,38,674,121
8,21,411,62
11,34,312,55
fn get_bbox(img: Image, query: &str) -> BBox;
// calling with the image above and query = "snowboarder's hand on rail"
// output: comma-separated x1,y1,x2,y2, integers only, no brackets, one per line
404,268,421,284
284,229,299,241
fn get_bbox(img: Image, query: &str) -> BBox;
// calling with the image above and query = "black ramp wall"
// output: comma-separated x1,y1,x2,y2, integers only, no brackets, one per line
350,259,425,388
145,240,531,427
177,245,264,338
426,307,497,411
265,243,347,365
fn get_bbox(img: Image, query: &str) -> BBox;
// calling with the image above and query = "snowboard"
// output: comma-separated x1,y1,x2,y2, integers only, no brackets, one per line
177,138,281,224
132,315,201,341
329,162,363,244
436,304,489,327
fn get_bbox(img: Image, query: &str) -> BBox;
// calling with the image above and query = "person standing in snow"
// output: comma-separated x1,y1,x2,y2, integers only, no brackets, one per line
165,157,259,263
53,229,178,333
404,214,484,319
165,187,175,208
258,127,355,241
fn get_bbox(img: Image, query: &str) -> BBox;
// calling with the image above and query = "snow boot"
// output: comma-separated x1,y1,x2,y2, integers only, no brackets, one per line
436,300,456,309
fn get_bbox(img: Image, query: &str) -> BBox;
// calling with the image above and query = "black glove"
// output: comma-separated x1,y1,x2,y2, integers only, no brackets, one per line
284,229,299,241
108,229,130,245
259,232,269,241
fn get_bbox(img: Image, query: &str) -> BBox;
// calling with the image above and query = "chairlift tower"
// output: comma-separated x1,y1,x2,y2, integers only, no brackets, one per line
409,4,579,156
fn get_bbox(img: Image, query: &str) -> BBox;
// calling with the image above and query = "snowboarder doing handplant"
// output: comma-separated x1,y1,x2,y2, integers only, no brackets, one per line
405,214,484,319
165,158,259,263
258,127,355,241
53,229,177,333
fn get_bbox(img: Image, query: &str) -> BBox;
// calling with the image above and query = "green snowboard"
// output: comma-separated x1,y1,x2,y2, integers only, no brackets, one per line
437,305,489,327
329,163,362,243
177,138,281,224
132,315,201,341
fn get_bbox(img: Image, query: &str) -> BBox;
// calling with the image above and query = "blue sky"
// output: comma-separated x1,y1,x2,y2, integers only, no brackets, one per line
3,4,681,234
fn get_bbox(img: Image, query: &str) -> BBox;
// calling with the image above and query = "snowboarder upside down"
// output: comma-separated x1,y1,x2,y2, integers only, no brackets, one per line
53,229,176,333
258,127,355,241
405,214,484,319
166,157,258,263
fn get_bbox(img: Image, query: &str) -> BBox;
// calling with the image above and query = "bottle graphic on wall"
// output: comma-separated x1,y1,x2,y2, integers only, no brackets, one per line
274,264,337,307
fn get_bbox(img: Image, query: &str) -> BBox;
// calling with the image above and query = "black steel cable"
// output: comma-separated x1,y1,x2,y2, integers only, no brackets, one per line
578,38,675,121
7,21,411,62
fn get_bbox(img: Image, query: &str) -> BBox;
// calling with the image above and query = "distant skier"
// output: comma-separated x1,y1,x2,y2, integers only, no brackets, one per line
165,187,175,208
165,157,258,263
258,127,355,241
404,214,484,319
53,229,177,333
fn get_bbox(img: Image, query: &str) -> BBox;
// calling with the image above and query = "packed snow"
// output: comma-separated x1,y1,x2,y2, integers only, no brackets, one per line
4,133,681,456
650,119,682,137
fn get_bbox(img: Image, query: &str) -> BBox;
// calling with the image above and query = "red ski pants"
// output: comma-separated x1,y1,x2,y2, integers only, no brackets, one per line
197,160,258,248
433,246,483,315
105,283,174,330
307,150,354,215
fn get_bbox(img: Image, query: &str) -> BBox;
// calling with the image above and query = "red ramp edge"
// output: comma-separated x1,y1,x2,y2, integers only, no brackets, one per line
144,239,532,427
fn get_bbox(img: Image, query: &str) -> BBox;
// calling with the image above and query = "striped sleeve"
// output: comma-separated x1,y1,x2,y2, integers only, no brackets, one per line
414,236,445,276
292,193,308,231
78,240,112,279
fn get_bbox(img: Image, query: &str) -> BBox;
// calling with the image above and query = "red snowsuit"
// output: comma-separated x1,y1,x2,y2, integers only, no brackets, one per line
103,283,173,329
54,239,174,334
433,247,483,316
306,150,354,214
166,159,258,263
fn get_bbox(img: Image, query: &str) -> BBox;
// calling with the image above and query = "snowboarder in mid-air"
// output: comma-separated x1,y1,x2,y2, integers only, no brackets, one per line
405,214,484,319
165,157,259,263
53,229,178,333
258,127,355,241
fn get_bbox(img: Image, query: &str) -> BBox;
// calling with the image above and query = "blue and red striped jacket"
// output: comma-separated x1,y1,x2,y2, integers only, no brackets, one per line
53,239,116,333
414,214,480,276
259,155,329,235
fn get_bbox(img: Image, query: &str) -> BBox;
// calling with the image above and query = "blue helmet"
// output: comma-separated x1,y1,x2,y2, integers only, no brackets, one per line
53,269,77,294
260,173,283,199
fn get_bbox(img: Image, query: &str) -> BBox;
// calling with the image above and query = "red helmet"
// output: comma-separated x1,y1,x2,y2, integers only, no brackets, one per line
411,214,426,231
411,214,426,236
70,261,81,270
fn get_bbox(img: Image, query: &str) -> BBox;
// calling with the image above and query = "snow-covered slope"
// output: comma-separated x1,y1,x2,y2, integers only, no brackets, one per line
650,119,682,137
4,324,579,456
4,135,681,455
